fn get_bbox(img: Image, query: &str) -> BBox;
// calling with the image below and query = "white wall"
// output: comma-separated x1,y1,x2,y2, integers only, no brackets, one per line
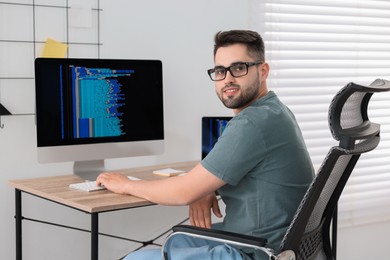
338,221,390,259
1,0,389,259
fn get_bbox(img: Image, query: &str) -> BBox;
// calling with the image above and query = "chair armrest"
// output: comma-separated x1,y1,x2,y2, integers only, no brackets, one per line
172,224,267,247
162,225,279,260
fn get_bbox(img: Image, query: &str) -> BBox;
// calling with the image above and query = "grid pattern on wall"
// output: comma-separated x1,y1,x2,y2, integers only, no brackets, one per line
0,0,102,127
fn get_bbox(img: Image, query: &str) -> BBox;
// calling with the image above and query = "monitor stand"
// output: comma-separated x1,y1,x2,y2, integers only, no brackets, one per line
73,160,106,181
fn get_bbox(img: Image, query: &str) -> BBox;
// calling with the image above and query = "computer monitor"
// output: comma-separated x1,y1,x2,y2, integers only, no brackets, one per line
201,116,232,159
35,58,164,180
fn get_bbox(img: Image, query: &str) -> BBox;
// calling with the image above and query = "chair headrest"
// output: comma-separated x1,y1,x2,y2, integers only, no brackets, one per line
328,79,390,149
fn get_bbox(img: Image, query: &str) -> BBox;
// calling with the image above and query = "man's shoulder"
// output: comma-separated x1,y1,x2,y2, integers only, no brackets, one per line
234,97,286,125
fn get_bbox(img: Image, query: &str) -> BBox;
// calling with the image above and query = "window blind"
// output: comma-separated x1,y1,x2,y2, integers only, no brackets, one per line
249,0,390,228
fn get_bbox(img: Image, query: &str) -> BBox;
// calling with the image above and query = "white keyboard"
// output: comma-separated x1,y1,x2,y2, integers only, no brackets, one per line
69,176,141,192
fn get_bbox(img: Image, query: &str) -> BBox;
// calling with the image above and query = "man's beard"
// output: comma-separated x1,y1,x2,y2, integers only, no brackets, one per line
218,80,261,109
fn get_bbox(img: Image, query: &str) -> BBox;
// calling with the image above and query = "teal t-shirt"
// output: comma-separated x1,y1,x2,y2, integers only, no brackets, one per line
201,91,314,259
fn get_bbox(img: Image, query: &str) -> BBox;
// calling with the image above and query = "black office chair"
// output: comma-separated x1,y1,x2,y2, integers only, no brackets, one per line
162,78,390,260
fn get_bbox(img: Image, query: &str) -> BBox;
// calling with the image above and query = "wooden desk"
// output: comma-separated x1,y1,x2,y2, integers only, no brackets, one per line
9,161,198,260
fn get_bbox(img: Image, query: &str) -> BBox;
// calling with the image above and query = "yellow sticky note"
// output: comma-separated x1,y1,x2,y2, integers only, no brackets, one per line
41,38,68,58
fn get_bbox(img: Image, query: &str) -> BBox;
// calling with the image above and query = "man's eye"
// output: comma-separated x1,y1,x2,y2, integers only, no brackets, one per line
232,64,246,72
214,69,226,76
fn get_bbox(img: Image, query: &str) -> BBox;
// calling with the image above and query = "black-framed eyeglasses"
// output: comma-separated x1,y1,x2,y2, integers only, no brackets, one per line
207,61,262,81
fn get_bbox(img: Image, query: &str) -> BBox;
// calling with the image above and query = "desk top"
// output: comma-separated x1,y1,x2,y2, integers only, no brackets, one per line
9,161,198,213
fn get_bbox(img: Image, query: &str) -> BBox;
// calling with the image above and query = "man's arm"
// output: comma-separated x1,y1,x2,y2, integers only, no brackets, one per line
96,163,225,206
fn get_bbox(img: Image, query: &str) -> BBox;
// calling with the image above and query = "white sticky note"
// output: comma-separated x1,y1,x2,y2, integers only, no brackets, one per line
153,168,185,177
69,0,93,28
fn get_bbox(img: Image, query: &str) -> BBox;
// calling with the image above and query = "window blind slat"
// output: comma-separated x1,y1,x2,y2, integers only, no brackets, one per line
266,23,390,35
266,1,390,18
265,32,390,44
270,77,387,87
266,13,390,27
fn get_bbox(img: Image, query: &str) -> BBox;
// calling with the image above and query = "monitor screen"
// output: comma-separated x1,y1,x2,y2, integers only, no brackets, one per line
35,58,164,180
201,116,232,159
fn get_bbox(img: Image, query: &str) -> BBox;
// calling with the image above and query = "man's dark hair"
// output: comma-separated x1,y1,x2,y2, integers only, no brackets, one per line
213,30,265,62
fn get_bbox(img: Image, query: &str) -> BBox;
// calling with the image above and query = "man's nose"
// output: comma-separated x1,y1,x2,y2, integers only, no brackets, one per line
224,70,235,83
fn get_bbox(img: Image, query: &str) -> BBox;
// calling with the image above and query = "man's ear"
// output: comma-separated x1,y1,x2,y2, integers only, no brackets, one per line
261,62,270,79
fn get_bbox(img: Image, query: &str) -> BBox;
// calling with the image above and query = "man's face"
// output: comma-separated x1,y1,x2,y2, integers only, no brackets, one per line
214,44,267,113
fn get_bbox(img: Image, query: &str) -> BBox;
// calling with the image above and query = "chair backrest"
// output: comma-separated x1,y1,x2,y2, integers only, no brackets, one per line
279,79,390,260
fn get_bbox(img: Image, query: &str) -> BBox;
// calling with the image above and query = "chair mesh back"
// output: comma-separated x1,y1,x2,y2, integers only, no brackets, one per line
304,153,352,233
285,149,355,260
339,92,364,129
295,136,380,260
279,79,390,260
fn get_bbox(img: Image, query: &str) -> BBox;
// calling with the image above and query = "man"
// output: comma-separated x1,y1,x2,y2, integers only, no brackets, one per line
97,30,314,260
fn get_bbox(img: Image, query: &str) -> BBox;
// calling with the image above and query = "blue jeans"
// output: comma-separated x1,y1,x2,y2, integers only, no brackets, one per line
123,234,243,260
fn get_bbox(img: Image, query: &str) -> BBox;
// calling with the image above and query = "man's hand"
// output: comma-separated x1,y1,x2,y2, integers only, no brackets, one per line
96,172,131,194
189,192,223,229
